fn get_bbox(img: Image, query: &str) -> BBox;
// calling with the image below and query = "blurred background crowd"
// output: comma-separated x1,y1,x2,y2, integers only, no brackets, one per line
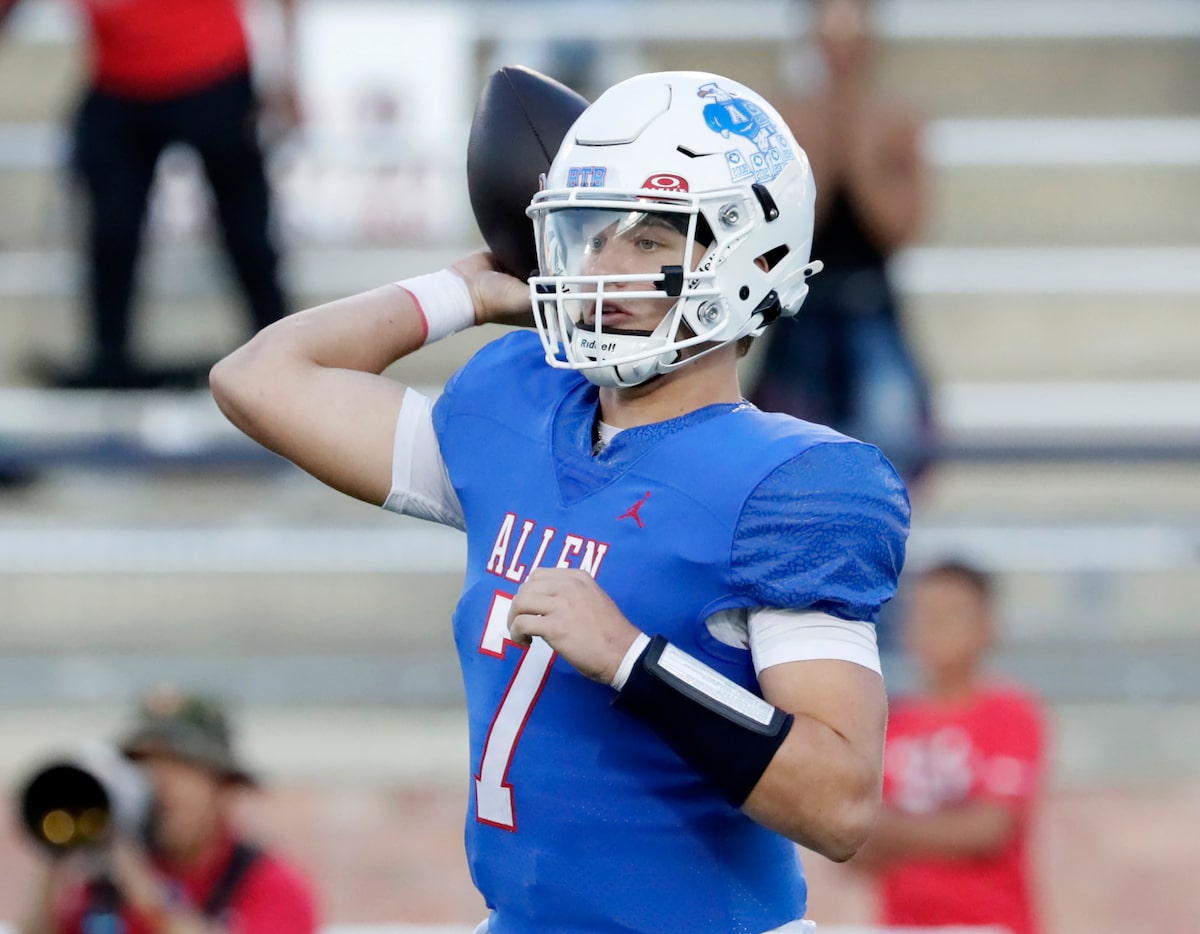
0,1,1197,932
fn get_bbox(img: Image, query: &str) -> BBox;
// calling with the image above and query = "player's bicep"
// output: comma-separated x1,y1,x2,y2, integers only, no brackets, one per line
214,280,450,507
759,658,887,769
744,658,887,855
217,354,406,507
290,367,408,505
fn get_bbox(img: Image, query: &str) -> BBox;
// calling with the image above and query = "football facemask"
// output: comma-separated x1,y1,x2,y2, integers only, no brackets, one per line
528,201,726,388
526,71,822,389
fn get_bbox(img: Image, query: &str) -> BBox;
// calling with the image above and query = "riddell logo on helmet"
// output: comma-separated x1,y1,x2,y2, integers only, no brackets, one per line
642,174,689,192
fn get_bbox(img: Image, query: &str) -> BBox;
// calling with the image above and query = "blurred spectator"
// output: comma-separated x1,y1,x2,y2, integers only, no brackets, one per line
850,560,1047,934
750,0,935,483
17,687,319,934
0,0,299,390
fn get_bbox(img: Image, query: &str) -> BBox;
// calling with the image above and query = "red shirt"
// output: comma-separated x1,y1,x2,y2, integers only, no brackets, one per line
56,831,318,933
78,0,249,98
879,683,1046,934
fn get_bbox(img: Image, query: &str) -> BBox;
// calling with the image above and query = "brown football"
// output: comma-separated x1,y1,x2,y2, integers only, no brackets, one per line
466,66,590,280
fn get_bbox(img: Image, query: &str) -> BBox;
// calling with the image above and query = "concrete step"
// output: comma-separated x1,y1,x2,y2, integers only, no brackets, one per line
0,499,1196,647
4,291,1195,388
1,561,1195,653
906,294,1200,383
3,447,1199,524
869,36,1200,119
0,293,505,388
5,158,1198,252
0,38,79,123
3,415,1198,519
1,700,1197,791
0,704,475,790
564,7,1200,118
0,636,1197,712
0,454,1196,693
0,166,68,251
655,36,1200,118
1,245,1197,385
4,114,1200,251
1,375,1197,473
4,7,1199,124
0,566,466,653
929,164,1200,247
917,460,1200,522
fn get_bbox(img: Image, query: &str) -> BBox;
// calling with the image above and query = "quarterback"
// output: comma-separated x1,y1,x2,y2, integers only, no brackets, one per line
213,71,909,934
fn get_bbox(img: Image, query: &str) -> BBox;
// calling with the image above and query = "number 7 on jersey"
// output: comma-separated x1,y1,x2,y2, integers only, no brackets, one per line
475,590,556,830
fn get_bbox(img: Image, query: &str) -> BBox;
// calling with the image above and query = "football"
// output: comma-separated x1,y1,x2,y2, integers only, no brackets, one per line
466,65,590,280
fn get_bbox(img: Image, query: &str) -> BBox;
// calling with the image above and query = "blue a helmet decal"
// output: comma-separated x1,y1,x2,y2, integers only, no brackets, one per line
697,82,794,183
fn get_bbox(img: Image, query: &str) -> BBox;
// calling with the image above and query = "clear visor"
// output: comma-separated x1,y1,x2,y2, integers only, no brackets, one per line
538,206,699,280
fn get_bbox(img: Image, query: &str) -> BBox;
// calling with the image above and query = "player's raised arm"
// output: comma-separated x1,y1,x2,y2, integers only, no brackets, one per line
210,252,528,505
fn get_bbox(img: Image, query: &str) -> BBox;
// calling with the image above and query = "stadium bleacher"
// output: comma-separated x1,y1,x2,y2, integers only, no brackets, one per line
0,3,1198,930
0,0,1197,779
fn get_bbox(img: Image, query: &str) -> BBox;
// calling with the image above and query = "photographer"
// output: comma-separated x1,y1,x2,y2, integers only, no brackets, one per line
18,689,319,934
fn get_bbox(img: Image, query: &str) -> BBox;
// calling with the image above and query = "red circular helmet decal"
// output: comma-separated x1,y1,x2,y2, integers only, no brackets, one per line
642,174,689,192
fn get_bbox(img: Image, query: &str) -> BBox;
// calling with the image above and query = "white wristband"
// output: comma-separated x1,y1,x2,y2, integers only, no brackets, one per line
395,270,476,344
610,632,651,689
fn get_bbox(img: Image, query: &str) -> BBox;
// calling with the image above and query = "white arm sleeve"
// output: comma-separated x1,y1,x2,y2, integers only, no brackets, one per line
705,607,881,677
381,389,466,530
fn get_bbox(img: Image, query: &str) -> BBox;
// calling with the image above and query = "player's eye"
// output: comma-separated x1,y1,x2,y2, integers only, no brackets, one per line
586,235,607,253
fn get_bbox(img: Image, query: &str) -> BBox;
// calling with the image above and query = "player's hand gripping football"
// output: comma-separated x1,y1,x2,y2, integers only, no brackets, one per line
508,568,643,685
451,251,536,328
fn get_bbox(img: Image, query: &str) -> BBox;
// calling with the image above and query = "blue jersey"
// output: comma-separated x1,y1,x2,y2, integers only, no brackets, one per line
432,332,909,934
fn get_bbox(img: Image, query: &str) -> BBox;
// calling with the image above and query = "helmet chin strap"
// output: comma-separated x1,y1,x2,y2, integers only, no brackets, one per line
580,344,679,389
574,313,682,389
613,353,676,388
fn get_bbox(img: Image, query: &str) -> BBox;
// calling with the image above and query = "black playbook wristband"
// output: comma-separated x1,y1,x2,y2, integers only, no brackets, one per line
612,634,794,806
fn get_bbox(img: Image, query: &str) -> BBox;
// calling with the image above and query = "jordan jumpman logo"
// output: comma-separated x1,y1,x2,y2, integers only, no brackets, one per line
617,492,652,528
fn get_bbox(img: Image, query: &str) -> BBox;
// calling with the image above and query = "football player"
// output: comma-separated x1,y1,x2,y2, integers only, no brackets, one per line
212,71,910,934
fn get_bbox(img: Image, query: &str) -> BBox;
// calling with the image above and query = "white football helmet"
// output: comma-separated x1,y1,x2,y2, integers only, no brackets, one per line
527,71,821,388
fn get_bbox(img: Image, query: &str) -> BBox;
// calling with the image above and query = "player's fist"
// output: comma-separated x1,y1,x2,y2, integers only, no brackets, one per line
450,251,535,328
508,568,641,684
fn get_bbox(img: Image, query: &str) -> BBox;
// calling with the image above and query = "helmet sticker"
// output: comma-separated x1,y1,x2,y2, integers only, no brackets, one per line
567,166,607,188
642,173,689,192
697,82,794,183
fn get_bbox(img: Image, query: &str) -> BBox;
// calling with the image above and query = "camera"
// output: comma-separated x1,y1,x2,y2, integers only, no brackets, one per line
17,741,154,855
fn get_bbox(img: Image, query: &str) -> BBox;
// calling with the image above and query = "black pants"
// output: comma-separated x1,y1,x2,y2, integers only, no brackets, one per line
70,69,288,368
